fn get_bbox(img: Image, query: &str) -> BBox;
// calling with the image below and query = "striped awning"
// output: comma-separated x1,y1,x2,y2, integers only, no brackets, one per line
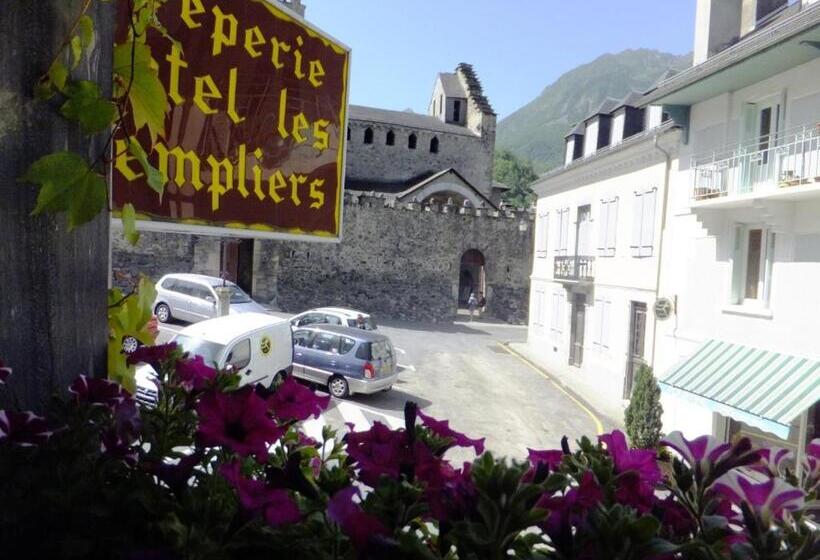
660,339,820,439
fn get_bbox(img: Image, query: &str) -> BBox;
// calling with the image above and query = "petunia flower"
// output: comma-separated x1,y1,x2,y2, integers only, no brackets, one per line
266,377,330,422
100,428,139,467
800,438,820,493
599,430,660,512
220,461,301,526
538,471,604,544
416,409,485,455
425,461,477,521
655,495,696,538
69,375,132,408
327,486,389,549
752,446,794,478
661,431,760,484
175,355,217,392
0,410,53,447
142,450,203,494
126,342,179,367
713,471,804,526
345,421,407,486
0,360,11,385
196,387,285,461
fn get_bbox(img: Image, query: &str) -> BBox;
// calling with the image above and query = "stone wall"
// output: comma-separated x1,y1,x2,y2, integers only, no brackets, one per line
346,120,494,195
112,194,534,324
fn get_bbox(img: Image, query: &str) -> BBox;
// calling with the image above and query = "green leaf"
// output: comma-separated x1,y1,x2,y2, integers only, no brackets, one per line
113,42,168,144
127,139,166,195
60,80,116,134
48,61,69,92
78,15,94,48
67,172,106,229
70,35,83,69
121,203,140,245
23,152,89,215
631,515,661,542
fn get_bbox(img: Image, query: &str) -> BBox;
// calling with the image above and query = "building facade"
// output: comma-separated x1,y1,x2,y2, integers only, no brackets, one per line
526,0,820,457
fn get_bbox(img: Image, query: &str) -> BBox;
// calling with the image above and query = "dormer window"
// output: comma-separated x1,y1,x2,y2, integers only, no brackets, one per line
430,137,439,154
453,100,461,123
364,127,373,144
386,130,395,146
408,133,417,150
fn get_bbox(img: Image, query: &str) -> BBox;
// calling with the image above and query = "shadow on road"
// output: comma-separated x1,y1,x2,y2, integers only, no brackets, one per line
344,387,432,412
378,318,490,335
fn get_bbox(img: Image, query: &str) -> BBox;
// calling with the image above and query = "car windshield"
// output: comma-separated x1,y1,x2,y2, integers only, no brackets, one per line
371,340,392,362
174,335,225,367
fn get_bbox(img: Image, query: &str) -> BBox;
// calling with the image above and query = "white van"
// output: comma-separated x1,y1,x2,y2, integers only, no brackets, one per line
134,313,292,406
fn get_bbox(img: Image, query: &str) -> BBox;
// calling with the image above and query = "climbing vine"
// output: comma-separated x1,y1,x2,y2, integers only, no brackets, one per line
22,0,172,244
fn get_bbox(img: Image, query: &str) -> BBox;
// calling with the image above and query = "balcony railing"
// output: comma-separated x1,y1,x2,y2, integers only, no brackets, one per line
691,124,820,202
554,255,595,282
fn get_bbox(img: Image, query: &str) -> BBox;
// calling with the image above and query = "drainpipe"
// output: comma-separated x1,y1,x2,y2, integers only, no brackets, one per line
650,133,673,370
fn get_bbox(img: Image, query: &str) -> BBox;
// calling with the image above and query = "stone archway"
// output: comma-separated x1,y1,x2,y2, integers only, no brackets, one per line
458,249,486,307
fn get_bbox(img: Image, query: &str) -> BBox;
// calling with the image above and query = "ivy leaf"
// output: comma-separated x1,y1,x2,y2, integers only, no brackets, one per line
127,139,166,196
67,172,107,230
121,202,140,245
113,42,168,144
78,15,94,49
60,80,116,134
107,276,157,392
70,35,83,69
23,151,88,215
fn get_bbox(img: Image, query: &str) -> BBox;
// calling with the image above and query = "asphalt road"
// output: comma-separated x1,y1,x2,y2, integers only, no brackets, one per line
157,314,602,461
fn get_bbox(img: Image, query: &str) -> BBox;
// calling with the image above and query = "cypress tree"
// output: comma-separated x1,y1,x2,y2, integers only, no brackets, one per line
624,364,664,449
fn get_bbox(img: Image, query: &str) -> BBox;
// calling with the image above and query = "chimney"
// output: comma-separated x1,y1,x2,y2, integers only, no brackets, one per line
693,0,742,64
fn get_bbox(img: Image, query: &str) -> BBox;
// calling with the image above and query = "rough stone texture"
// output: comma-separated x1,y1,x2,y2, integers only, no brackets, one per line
112,233,198,288
113,194,534,324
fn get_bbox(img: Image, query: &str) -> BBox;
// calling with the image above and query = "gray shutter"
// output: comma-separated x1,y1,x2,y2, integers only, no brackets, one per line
631,192,643,256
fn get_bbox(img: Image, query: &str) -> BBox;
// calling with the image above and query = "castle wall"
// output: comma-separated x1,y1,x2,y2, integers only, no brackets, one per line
112,195,533,324
346,119,494,196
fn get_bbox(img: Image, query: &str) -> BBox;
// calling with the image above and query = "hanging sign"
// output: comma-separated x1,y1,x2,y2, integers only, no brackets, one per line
112,0,350,241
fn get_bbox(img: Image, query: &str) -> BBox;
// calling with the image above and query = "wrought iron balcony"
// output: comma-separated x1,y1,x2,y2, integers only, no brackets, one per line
691,124,820,203
554,255,595,282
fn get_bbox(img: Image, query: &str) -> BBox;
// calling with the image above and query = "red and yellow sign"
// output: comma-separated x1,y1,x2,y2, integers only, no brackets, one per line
113,0,350,240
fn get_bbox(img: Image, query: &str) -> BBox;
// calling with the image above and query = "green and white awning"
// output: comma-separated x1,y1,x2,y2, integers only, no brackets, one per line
660,339,820,440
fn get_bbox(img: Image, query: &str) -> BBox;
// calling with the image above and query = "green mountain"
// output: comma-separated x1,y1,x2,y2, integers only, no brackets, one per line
497,49,691,172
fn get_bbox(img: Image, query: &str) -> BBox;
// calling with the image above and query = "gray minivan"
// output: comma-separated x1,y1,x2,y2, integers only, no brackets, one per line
153,273,268,323
291,325,398,398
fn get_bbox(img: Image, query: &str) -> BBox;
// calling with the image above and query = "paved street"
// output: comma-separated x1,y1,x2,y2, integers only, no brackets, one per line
158,315,603,461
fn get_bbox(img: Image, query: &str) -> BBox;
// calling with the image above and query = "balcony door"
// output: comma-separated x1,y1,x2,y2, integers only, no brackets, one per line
623,301,647,398
741,97,783,193
569,293,586,367
575,205,592,256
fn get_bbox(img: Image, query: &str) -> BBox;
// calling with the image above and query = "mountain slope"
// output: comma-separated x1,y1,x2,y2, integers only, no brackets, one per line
497,49,691,172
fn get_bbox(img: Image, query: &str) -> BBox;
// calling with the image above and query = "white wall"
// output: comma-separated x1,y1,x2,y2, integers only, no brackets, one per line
583,120,599,157
565,138,576,166
611,111,626,145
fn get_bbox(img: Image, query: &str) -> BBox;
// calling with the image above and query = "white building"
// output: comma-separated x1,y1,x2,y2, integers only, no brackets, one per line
650,0,820,461
526,0,820,458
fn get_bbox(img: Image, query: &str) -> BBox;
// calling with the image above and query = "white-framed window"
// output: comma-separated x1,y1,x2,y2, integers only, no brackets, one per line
631,188,657,257
597,197,618,257
554,207,570,255
532,290,547,329
535,211,549,258
550,290,565,337
592,298,611,351
731,224,775,306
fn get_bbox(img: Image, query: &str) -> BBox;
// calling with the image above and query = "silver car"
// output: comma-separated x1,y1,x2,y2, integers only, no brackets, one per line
153,273,268,323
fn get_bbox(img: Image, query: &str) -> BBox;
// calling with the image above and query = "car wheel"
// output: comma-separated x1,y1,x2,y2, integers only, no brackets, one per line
155,303,171,323
381,386,392,393
328,376,349,398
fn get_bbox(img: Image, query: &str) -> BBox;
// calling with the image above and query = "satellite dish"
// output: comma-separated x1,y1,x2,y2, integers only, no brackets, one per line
654,297,674,321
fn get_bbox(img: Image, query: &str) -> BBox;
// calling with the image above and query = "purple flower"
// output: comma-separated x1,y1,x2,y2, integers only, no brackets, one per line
196,387,285,461
327,486,389,549
655,495,696,538
100,428,138,466
0,410,53,447
220,461,301,526
528,448,565,470
661,431,760,483
801,438,820,492
345,421,407,485
599,430,660,512
713,471,804,526
425,461,477,521
752,447,794,478
175,356,217,392
0,360,11,385
126,342,179,367
69,375,132,408
538,471,604,543
143,451,203,493
266,377,330,422
416,409,485,454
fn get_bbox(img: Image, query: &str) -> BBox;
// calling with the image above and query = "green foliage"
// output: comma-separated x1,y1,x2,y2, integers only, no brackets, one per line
624,364,664,449
121,203,140,245
59,80,116,134
107,276,157,392
127,138,167,195
494,150,538,208
113,41,168,145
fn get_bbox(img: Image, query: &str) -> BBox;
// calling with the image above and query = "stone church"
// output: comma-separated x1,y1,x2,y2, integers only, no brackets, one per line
113,1,532,323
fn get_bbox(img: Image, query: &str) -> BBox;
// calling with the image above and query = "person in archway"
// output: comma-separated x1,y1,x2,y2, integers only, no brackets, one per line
467,292,479,321
478,292,487,315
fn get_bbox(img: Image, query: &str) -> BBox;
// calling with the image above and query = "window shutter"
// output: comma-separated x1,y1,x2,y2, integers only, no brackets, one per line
641,189,657,257
631,192,644,256
601,301,610,349
597,201,608,253
607,198,619,255
560,208,570,254
731,225,745,304
543,212,550,255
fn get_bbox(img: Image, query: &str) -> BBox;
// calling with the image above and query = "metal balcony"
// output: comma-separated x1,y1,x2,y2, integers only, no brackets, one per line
554,255,595,282
691,124,820,204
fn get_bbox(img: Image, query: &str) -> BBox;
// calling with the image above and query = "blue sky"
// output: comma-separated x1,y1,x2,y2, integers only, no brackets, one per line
305,1,697,119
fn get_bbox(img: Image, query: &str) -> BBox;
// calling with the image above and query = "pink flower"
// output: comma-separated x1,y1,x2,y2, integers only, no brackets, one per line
126,342,179,367
69,375,132,408
327,486,389,549
752,447,794,478
416,409,485,454
196,387,285,461
267,377,330,422
802,438,820,491
220,461,301,526
0,410,53,447
599,430,660,512
527,448,564,470
538,471,604,542
656,495,696,538
0,360,11,385
425,461,476,521
175,355,217,391
345,421,407,486
713,471,804,526
661,431,759,484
